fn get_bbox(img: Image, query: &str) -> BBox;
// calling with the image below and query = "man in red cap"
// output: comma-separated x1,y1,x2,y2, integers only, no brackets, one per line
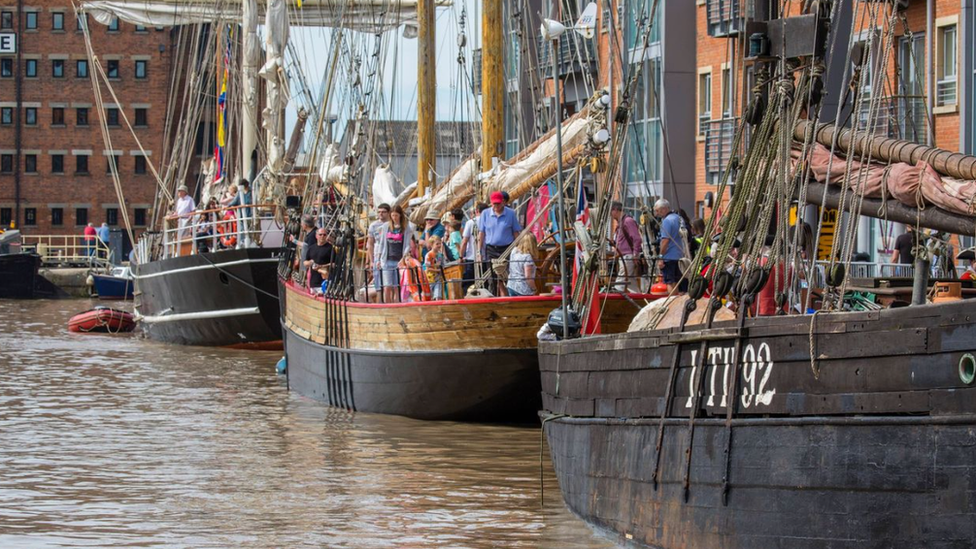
478,191,522,296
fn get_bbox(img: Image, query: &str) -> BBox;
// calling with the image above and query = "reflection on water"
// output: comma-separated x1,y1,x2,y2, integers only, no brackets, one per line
0,300,616,548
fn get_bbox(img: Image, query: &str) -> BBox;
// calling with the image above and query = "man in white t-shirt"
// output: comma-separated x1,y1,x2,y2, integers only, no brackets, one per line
459,202,489,292
365,203,391,292
173,184,196,240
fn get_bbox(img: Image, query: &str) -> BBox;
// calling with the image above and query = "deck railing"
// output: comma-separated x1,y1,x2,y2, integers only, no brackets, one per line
161,203,284,259
21,235,113,268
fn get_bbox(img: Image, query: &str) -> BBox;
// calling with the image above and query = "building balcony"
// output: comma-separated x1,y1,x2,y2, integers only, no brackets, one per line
704,117,738,184
537,34,597,79
855,95,929,144
706,0,742,38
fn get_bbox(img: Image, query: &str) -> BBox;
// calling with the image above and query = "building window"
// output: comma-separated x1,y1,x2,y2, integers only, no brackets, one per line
75,155,89,174
76,13,87,32
77,107,89,126
25,108,36,126
106,155,120,174
721,67,734,118
0,208,10,227
52,12,64,31
698,71,712,136
134,60,147,79
134,208,147,226
25,154,37,173
133,155,147,175
51,154,64,173
77,60,88,78
106,60,119,79
1,11,12,29
52,107,64,125
76,207,88,226
134,108,148,127
937,24,957,107
135,24,147,32
106,208,119,226
52,207,63,226
1,154,13,173
108,17,119,32
106,108,120,127
24,208,36,226
1,107,11,125
52,59,64,78
25,12,37,30
1,58,11,77
25,59,37,78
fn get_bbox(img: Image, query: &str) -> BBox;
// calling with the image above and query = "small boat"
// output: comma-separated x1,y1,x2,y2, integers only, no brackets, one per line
68,307,136,333
92,267,134,300
0,230,66,299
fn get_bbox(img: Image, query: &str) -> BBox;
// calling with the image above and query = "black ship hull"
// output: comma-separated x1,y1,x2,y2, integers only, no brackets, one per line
283,320,541,422
0,253,65,299
135,248,283,347
540,299,976,548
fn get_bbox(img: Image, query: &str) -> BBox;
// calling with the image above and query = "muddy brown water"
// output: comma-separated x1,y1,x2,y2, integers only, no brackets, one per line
0,300,618,548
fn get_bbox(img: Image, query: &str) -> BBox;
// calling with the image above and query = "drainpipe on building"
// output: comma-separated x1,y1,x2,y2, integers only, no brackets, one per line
14,0,23,229
926,0,934,146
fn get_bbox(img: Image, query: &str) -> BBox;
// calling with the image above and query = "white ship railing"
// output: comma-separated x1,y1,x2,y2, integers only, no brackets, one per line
160,204,285,259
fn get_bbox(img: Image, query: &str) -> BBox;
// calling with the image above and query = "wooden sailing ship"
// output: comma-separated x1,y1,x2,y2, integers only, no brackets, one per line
278,1,654,420
540,1,976,547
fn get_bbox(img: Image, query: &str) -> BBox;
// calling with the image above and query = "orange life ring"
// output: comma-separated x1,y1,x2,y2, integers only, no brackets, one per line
217,211,237,247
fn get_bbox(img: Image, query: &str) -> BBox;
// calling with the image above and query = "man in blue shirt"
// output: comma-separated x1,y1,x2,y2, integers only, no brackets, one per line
478,191,521,296
97,223,110,260
655,198,686,292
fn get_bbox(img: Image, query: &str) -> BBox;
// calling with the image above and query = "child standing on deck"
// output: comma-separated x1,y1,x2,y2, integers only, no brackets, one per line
424,235,447,300
446,221,463,262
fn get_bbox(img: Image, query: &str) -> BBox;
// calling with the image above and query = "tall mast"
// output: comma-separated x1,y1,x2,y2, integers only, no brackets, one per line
416,0,436,196
481,0,504,169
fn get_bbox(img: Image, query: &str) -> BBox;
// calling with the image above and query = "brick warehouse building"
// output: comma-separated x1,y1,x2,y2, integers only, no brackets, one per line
695,0,975,261
0,2,176,236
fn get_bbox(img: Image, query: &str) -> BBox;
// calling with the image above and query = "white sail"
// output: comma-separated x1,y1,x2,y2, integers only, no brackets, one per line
82,0,452,33
372,165,399,207
261,0,290,181
240,0,260,184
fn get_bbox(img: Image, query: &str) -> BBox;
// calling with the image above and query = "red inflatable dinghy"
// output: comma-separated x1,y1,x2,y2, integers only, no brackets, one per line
68,307,136,333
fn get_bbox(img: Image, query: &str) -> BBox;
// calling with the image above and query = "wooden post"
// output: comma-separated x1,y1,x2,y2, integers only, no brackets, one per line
417,0,437,196
481,0,505,170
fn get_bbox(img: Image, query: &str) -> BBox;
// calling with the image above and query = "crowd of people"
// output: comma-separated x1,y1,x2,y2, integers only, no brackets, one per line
166,181,256,253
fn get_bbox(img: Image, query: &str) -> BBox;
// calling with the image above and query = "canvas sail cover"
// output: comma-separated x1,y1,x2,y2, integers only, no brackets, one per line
82,0,452,33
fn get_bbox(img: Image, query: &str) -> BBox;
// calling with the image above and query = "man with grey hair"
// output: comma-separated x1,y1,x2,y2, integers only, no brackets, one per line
654,198,686,292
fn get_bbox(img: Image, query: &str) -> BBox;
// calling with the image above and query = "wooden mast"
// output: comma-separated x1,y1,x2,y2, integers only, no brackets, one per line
416,0,436,196
481,0,505,170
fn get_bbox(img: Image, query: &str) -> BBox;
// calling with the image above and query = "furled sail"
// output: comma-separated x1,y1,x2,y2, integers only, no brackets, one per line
82,0,452,33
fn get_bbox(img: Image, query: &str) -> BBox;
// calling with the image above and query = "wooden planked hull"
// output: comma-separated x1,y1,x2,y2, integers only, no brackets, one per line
539,299,976,548
281,280,646,420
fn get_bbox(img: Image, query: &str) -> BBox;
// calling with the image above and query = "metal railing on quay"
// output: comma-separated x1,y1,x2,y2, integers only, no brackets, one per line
22,234,113,268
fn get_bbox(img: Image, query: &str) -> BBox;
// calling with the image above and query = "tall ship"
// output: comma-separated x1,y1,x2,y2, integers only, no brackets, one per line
277,1,660,420
74,0,348,347
539,1,976,547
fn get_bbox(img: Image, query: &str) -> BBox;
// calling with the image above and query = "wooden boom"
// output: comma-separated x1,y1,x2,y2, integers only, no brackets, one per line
802,182,976,235
795,121,976,181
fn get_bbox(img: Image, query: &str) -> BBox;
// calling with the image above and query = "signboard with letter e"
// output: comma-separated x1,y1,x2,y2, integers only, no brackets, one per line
0,33,15,54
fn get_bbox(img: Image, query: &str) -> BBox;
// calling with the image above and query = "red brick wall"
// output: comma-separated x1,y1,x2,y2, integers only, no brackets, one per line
0,1,176,236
